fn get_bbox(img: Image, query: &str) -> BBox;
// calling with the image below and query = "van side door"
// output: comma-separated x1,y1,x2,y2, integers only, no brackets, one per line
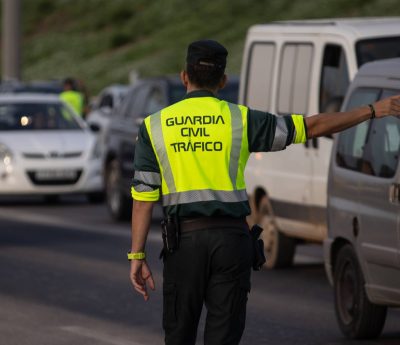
310,42,351,224
244,41,316,236
359,116,400,293
354,88,400,295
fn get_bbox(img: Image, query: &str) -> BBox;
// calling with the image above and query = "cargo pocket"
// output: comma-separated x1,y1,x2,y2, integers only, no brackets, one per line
162,283,177,332
230,277,251,339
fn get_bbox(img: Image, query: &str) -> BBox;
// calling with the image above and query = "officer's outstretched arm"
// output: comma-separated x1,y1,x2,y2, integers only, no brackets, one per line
130,200,156,301
305,95,400,138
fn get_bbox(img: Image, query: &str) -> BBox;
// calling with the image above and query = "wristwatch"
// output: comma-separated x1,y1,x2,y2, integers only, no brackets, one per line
127,251,146,261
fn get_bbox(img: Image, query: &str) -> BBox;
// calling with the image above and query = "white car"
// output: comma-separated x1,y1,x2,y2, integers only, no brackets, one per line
0,94,104,202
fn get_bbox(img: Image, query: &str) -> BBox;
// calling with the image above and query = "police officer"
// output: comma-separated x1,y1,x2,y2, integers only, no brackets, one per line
129,40,400,345
60,77,84,117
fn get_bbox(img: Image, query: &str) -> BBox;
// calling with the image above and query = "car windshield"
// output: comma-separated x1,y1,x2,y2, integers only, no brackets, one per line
0,102,83,131
356,36,400,67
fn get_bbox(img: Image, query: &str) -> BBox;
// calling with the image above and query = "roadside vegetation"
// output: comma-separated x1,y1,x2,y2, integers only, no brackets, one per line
16,0,400,94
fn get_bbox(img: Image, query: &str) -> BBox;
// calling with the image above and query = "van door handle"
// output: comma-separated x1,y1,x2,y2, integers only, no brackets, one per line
389,183,400,204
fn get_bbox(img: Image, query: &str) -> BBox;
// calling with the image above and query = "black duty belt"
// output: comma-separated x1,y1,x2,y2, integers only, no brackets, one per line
179,216,248,233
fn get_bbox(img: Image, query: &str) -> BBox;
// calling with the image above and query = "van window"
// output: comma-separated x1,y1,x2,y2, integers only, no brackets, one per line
356,36,400,66
337,87,400,177
277,43,313,115
336,121,370,172
245,43,275,111
381,89,400,99
345,88,380,112
336,88,380,172
363,117,400,178
320,44,349,113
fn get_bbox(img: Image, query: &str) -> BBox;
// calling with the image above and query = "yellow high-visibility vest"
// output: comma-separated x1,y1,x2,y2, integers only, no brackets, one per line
60,90,84,116
143,96,250,207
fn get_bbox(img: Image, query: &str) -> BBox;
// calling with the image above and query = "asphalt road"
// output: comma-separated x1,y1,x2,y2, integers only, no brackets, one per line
0,196,399,345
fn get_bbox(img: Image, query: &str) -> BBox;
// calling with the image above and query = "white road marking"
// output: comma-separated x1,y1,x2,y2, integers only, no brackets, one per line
60,325,142,345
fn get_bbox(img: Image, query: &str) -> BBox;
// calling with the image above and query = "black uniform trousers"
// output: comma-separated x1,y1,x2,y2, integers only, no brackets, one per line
162,223,252,345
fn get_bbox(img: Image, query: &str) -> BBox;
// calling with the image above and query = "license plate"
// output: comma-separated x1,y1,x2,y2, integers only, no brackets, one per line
35,170,77,181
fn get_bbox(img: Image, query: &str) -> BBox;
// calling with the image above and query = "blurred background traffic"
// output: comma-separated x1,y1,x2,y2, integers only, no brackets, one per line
2,0,399,216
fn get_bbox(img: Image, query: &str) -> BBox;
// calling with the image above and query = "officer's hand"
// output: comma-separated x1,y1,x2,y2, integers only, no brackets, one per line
130,259,155,301
373,94,400,118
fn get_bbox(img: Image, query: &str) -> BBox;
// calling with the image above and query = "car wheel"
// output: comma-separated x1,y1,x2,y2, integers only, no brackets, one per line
86,192,105,204
105,159,131,221
254,193,296,269
334,244,387,339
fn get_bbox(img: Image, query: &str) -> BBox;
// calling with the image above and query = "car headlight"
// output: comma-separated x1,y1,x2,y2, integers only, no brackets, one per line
0,143,13,166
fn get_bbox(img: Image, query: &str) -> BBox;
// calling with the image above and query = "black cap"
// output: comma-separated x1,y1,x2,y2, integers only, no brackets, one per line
186,40,228,70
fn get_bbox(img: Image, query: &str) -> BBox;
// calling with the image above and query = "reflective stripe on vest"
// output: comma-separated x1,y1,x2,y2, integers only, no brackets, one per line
271,117,288,151
144,98,249,207
163,189,248,206
134,170,161,186
228,103,243,188
149,111,176,193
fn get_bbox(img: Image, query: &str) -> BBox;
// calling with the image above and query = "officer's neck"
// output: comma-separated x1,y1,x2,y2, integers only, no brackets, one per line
186,84,218,96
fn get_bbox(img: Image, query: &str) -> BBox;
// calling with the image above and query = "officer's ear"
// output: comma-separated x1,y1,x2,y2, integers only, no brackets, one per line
218,74,227,90
180,70,189,88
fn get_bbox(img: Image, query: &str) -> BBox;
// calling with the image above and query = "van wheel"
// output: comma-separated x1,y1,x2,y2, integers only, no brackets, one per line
253,193,296,269
105,159,131,221
261,217,296,268
334,244,387,339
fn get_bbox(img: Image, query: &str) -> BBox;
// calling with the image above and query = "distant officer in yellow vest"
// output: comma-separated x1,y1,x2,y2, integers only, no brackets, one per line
60,77,84,117
129,40,400,345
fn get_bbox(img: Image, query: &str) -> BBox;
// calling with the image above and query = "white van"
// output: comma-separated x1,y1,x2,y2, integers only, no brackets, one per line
240,18,400,268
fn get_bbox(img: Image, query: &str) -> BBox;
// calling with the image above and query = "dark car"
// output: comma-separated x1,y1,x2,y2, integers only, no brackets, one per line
103,75,239,220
